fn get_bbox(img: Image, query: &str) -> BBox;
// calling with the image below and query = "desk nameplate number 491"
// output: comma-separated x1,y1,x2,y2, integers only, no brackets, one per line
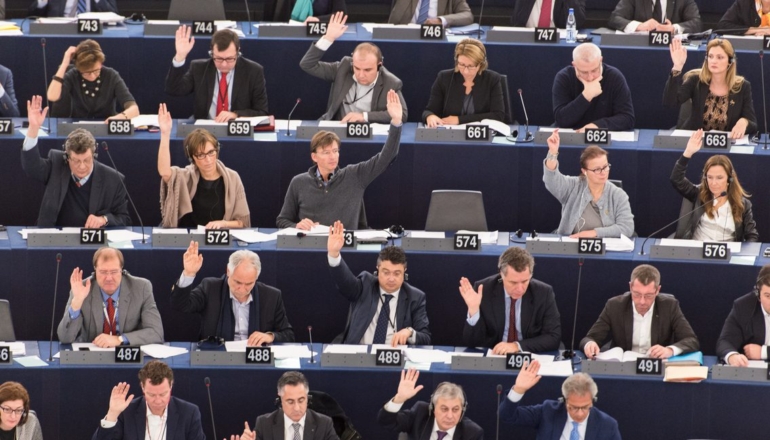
649,31,671,46
78,18,102,34
192,21,215,35
635,357,662,375
702,242,728,260
115,346,141,364
506,353,532,370
0,346,10,364
246,346,272,364
421,24,443,39
534,27,557,43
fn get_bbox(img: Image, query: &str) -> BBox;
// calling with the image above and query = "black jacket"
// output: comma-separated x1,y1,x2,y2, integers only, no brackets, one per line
423,69,506,124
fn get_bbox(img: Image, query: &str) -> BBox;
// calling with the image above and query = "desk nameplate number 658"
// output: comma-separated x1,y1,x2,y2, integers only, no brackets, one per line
0,346,11,365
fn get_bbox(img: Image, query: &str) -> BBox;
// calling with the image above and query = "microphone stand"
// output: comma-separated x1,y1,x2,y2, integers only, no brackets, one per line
48,253,62,362
560,258,583,365
758,50,768,149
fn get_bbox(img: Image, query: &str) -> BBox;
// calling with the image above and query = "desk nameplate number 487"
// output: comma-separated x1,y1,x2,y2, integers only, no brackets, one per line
78,18,102,34
115,346,141,364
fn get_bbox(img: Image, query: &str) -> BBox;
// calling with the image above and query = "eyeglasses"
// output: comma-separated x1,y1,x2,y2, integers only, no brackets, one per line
566,404,592,413
79,68,101,76
69,158,93,167
212,56,238,64
315,149,340,157
631,291,657,301
97,270,121,277
585,164,611,175
0,406,24,417
457,62,479,72
193,150,217,161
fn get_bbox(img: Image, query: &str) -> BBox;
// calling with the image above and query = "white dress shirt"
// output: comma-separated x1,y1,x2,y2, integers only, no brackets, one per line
284,414,307,440
623,0,683,34
631,301,682,356
525,0,556,28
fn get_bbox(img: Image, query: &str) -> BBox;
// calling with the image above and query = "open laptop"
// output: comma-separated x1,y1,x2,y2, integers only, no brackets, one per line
168,0,226,21
0,299,16,342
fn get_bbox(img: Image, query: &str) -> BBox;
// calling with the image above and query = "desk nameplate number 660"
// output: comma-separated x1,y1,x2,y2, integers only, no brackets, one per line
78,18,102,34
115,346,142,364
347,122,371,139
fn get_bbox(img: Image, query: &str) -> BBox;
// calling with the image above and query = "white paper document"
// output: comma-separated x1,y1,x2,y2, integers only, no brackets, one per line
131,114,159,127
404,361,432,371
231,229,278,243
106,230,149,243
747,360,768,368
537,360,573,376
0,342,26,356
595,347,644,362
457,230,499,244
20,227,81,240
78,12,125,23
405,348,450,364
275,119,303,132
276,358,302,369
14,356,49,367
610,131,636,142
141,344,188,359
370,344,406,354
323,344,368,354
361,23,420,32
72,343,114,352
277,225,329,236
271,345,313,359
603,234,635,252
354,230,391,240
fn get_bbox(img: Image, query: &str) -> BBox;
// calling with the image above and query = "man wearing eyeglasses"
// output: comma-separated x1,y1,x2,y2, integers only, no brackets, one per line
299,12,407,124
500,362,621,440
21,95,131,228
166,26,268,122
58,247,164,348
581,264,699,359
552,43,635,132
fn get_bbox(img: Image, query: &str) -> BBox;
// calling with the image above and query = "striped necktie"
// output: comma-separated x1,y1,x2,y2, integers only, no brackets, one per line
77,0,88,14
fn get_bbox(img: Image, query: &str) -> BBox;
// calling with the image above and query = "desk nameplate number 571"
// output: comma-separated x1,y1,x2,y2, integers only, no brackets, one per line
192,21,215,36
636,357,662,375
649,31,671,46
115,346,142,364
78,18,102,34
0,346,10,364
0,119,13,135
421,24,443,39
534,27,557,43
703,242,728,260
80,228,105,245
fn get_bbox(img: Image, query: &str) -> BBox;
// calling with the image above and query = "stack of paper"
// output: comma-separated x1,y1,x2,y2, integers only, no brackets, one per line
663,365,708,383
277,225,329,236
231,229,278,243
0,342,26,356
594,347,645,362
457,230,499,244
141,344,188,359
405,348,451,364
323,345,368,354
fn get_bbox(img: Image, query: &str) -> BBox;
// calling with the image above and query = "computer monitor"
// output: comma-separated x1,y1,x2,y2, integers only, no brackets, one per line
0,300,16,342
168,0,226,21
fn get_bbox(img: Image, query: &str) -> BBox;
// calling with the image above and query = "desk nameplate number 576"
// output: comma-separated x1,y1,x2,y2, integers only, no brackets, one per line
421,24,443,39
115,346,142,364
702,242,728,260
192,21,215,36
80,228,105,245
0,346,10,365
649,31,671,46
78,18,102,34
0,119,13,135
534,27,557,43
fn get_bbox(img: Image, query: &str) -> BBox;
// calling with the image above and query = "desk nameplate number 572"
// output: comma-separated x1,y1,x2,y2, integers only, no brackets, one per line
307,22,327,36
506,352,531,370
0,346,10,364
635,357,662,375
115,346,142,364
0,119,13,135
206,229,230,246
421,24,443,39
192,21,215,36
534,27,557,43
80,228,105,245
703,242,728,260
78,18,102,34
246,346,272,364
649,31,671,46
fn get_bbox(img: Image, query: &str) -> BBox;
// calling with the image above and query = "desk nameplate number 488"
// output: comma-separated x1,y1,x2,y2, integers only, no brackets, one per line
246,346,272,364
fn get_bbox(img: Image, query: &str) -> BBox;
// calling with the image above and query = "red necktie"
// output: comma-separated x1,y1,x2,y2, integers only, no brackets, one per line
216,74,228,116
538,0,552,28
103,298,116,335
507,298,519,342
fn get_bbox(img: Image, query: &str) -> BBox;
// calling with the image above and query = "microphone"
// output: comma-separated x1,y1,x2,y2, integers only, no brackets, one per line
204,377,217,440
517,89,534,143
495,384,502,440
48,253,62,362
308,326,315,364
41,38,51,133
100,142,146,243
244,0,253,34
758,50,768,150
286,98,301,137
639,191,727,255
476,0,486,40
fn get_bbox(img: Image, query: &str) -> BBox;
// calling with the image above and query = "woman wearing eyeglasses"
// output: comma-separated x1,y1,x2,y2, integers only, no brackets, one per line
0,382,42,440
665,38,757,139
157,104,250,229
47,39,139,121
543,129,634,238
670,129,757,241
423,38,506,127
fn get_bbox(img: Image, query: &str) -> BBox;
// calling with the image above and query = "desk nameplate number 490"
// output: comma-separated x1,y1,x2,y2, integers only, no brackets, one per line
115,346,141,364
649,31,671,46
421,24,443,39
307,22,327,36
192,21,215,36
635,357,662,375
78,18,102,34
80,228,105,245
506,353,532,370
246,346,272,364
375,349,402,366
534,27,557,43
0,346,10,364
702,242,728,260
0,119,13,135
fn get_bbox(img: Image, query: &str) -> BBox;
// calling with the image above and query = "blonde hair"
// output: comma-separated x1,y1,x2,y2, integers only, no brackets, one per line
454,38,488,74
684,39,744,94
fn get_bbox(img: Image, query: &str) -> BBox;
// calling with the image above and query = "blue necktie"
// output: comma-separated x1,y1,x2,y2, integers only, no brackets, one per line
77,0,88,14
373,294,393,344
569,421,580,440
416,0,430,23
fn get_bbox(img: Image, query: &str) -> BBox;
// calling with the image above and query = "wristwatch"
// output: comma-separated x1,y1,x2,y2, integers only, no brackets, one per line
102,215,109,226
407,327,414,337
118,335,125,345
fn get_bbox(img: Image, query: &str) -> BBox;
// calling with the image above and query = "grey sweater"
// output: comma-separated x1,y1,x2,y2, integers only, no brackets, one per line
16,412,44,440
543,159,635,238
276,124,402,229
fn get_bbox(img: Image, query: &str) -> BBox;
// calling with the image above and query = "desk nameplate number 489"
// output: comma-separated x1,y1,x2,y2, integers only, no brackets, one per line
421,24,443,39
246,346,272,364
115,346,141,364
649,31,671,46
534,27,557,43
375,349,402,366
635,357,662,375
78,18,102,34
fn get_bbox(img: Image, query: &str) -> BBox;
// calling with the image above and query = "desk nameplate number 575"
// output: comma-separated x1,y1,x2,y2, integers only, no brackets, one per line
246,346,272,364
534,27,557,43
192,21,215,36
307,22,327,36
578,237,604,255
206,229,230,246
421,24,443,39
80,228,105,245
506,352,531,370
78,18,102,34
649,31,671,46
0,346,10,365
0,119,13,135
703,242,728,260
115,346,142,364
635,357,662,375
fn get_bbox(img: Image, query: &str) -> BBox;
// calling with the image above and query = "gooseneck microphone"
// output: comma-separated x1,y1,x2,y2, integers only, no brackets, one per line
48,253,62,362
100,142,146,243
639,191,728,255
758,50,768,150
204,377,217,440
41,38,52,133
244,0,253,35
495,384,502,440
308,325,315,363
476,0,486,40
517,89,534,143
286,98,301,137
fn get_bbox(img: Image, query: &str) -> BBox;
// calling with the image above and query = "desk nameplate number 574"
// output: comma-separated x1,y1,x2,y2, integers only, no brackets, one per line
454,234,480,251
0,346,10,364
78,18,102,34
649,31,671,46
115,346,142,364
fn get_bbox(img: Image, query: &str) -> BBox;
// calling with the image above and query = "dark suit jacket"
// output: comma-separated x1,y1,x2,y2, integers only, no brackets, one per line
92,396,205,440
329,257,431,345
669,155,758,242
299,44,408,123
718,0,764,32
580,292,700,354
716,292,767,360
263,0,347,22
0,64,19,117
21,146,131,227
255,409,339,440
462,275,562,353
423,69,506,124
170,275,295,342
165,57,268,120
57,273,165,345
511,0,586,28
608,0,702,33
377,401,483,440
499,397,621,440
30,0,118,16
388,0,473,27
663,72,758,134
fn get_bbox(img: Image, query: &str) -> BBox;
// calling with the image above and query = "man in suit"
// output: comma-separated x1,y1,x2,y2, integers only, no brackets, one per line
716,265,770,366
21,95,131,228
460,247,561,354
170,241,295,344
29,0,118,17
239,371,339,440
299,12,407,123
388,0,473,27
552,43,635,132
93,360,205,440
166,26,268,121
608,0,701,34
378,369,483,440
58,247,164,347
500,361,621,440
511,0,586,29
581,264,699,359
326,221,431,346
0,64,19,117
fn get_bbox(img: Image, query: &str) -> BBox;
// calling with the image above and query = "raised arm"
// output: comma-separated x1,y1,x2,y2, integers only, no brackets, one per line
157,104,173,183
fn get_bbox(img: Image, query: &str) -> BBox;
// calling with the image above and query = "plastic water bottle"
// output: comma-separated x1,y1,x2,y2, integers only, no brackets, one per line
566,8,577,43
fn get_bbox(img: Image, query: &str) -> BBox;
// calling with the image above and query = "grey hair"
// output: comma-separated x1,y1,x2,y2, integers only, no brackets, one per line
572,43,602,63
431,382,465,406
65,128,97,154
561,373,598,399
498,247,535,275
227,250,261,276
277,371,309,395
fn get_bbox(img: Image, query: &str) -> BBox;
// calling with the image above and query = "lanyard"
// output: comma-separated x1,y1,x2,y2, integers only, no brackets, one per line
102,300,119,335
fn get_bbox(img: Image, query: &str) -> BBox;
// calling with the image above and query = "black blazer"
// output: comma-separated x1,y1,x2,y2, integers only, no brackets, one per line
423,69,506,124
29,0,117,16
669,155,759,242
511,0,586,28
377,401,484,440
255,409,338,440
664,72,758,134
462,275,562,353
21,146,131,227
0,64,19,117
92,396,205,440
165,57,269,119
608,0,702,33
718,0,764,32
716,292,767,360
263,0,347,21
579,292,700,353
171,275,295,342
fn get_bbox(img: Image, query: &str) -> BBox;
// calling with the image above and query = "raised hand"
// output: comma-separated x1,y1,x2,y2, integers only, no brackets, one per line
458,277,482,316
26,95,49,134
683,129,703,158
69,267,91,311
183,240,204,277
105,382,134,422
393,369,424,403
547,128,560,153
669,38,687,71
62,46,77,67
386,89,403,125
324,11,348,42
159,103,172,137
174,25,195,62
512,360,541,394
240,421,257,440
327,221,345,258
